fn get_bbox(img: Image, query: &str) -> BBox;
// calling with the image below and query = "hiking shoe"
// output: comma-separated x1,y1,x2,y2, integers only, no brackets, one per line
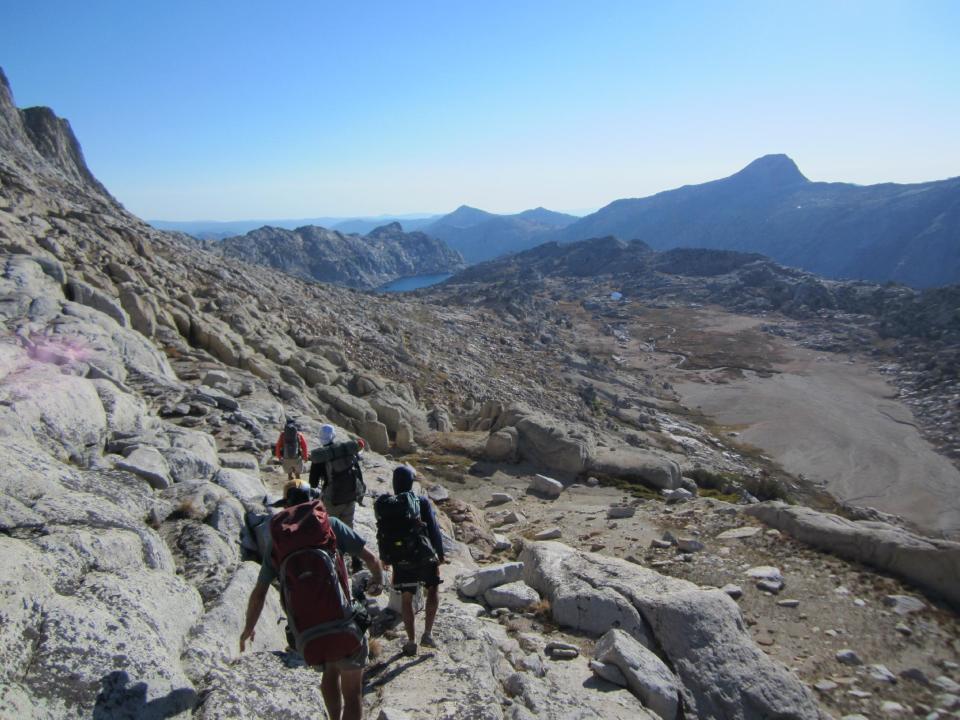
420,634,437,649
402,641,418,657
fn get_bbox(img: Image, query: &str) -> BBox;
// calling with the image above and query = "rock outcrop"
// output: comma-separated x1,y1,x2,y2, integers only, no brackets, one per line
520,541,825,719
210,222,465,290
745,502,960,608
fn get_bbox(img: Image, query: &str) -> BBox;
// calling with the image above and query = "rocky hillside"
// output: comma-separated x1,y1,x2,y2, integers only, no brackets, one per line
421,205,578,264
442,237,960,467
207,221,464,289
553,154,960,289
2,67,960,720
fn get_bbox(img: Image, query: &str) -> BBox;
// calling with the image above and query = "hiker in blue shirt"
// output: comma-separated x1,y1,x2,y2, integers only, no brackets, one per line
240,481,383,720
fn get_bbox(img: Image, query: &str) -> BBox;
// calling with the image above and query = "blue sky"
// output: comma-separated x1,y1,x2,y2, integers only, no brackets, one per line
3,1,958,220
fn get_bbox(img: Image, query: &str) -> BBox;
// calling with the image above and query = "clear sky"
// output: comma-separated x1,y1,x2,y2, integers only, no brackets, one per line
3,1,958,220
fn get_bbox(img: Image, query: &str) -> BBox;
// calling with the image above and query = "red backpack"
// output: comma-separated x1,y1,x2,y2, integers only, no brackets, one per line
269,500,362,665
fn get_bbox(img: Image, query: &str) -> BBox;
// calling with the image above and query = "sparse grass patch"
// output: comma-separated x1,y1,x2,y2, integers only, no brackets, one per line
595,474,661,500
530,598,552,620
698,488,741,504
168,497,206,521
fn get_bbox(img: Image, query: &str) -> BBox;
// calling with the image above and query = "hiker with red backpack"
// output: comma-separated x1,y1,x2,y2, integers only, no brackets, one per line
240,482,384,720
374,464,445,657
275,418,309,481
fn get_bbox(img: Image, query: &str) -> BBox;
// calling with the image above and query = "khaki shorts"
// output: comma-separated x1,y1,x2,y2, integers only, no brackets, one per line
318,635,368,672
281,457,304,476
323,498,356,528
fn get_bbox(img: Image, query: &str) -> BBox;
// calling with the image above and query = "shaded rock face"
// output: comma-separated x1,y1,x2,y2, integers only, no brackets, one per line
211,221,465,290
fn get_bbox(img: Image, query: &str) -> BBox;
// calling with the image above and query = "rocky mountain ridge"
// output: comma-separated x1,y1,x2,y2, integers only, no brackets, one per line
2,67,959,720
208,221,465,289
553,154,960,289
420,204,579,264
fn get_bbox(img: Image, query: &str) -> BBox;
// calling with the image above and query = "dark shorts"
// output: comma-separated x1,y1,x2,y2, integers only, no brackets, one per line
392,561,441,592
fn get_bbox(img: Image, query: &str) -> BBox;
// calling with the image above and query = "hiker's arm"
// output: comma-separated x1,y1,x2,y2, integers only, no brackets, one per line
421,499,446,563
274,435,283,460
240,581,269,652
298,433,308,458
359,546,384,596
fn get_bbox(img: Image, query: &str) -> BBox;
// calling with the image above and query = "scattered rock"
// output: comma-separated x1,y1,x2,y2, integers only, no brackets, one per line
721,584,743,600
529,474,563,499
716,526,762,540
533,527,562,540
836,649,863,666
883,595,927,615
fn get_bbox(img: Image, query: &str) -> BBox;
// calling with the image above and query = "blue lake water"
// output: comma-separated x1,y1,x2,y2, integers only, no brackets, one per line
377,273,452,292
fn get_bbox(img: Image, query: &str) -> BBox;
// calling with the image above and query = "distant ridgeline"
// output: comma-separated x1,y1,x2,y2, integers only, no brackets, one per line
445,236,960,344
418,205,579,265
208,222,465,290
551,155,960,289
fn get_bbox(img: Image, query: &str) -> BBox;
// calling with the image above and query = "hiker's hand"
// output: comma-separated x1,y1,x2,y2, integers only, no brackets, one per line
240,627,255,652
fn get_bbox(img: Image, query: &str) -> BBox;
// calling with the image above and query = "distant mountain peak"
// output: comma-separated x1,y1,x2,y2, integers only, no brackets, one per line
733,154,808,186
367,221,403,236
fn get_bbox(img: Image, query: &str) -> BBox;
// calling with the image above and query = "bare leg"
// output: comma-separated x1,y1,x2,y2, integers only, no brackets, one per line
424,585,439,638
339,668,364,720
321,666,342,720
401,591,416,643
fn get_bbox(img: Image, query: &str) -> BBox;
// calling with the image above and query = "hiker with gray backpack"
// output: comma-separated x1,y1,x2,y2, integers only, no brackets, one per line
275,418,309,481
240,481,384,720
309,424,367,529
374,464,445,656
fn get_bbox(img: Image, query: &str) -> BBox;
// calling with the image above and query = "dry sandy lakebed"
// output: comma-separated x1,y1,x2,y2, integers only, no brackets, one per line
675,340,960,539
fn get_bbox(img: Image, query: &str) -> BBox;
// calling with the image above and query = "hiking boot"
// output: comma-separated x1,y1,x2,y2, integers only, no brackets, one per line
402,641,418,657
420,633,437,649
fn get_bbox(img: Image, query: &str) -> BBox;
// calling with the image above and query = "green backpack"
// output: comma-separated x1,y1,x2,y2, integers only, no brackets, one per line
373,491,437,567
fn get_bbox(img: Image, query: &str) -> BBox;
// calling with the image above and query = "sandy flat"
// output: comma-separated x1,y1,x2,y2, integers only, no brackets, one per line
676,348,960,539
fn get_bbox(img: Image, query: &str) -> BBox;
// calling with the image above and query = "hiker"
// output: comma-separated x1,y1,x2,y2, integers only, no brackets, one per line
240,481,384,720
374,464,445,657
275,418,309,481
309,423,366,528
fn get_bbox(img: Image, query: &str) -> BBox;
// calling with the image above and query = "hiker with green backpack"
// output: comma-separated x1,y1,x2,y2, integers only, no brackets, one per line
374,464,446,657
240,481,384,720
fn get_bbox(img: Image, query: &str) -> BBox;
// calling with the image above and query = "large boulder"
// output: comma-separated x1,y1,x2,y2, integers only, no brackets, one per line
484,581,540,610
589,449,681,490
212,468,267,503
117,446,172,489
181,561,285,678
485,427,519,462
745,502,960,608
459,562,524,597
0,365,107,467
494,406,592,475
520,541,824,719
66,278,129,327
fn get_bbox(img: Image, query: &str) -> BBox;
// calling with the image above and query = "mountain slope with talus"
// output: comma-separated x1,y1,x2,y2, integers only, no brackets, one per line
2,67,960,719
555,154,960,288
209,221,465,290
